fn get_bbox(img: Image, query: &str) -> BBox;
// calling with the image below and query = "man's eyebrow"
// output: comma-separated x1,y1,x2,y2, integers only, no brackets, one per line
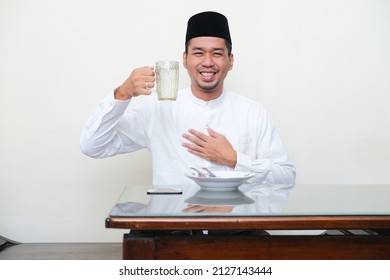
191,47,204,51
190,47,226,52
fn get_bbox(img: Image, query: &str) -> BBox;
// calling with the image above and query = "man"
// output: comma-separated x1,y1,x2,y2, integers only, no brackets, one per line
80,11,296,186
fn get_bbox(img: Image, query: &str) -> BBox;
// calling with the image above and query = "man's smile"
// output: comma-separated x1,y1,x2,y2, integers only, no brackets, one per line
199,69,218,81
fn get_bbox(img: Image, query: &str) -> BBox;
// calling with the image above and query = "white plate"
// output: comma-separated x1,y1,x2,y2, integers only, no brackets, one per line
185,171,254,191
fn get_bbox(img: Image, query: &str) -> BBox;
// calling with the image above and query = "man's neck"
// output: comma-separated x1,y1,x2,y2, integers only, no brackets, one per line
191,85,223,101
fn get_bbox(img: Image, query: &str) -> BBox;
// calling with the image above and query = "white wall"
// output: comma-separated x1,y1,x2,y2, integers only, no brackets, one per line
1,0,389,242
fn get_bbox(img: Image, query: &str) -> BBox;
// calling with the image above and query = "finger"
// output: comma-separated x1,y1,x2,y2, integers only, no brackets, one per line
186,147,207,159
182,133,206,147
188,129,210,142
144,81,155,89
207,127,218,137
182,205,203,212
131,67,153,80
137,81,152,95
187,205,206,213
136,67,155,83
141,73,155,85
138,66,155,75
142,70,155,90
182,142,205,153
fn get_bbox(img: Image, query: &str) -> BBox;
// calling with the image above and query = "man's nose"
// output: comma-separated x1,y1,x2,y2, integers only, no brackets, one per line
201,54,215,66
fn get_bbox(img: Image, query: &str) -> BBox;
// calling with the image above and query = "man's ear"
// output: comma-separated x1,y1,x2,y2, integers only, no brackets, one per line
228,53,234,70
182,51,188,69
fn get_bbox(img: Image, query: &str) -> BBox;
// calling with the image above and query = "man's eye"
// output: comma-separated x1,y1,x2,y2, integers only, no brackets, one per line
193,52,203,56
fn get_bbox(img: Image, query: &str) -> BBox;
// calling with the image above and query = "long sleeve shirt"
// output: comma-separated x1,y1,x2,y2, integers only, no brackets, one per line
80,88,296,186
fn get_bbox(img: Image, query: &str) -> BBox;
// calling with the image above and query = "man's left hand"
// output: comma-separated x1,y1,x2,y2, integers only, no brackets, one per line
182,127,237,168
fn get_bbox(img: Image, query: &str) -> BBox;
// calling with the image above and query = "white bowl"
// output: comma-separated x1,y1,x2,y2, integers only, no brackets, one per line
185,171,254,191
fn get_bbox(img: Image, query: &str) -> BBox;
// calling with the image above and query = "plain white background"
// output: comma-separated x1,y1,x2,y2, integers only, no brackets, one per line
1,0,389,242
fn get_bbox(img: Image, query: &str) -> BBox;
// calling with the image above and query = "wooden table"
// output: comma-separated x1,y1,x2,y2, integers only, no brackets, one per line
106,184,390,259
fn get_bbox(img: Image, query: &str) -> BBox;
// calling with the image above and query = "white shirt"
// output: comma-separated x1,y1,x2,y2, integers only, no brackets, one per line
80,88,296,185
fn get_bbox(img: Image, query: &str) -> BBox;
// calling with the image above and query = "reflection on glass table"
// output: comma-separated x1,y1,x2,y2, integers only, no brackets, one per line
110,184,390,217
110,184,294,216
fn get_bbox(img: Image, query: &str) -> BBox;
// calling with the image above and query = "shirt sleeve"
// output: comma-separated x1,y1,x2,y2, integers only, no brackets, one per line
80,91,150,158
235,153,296,185
233,107,296,185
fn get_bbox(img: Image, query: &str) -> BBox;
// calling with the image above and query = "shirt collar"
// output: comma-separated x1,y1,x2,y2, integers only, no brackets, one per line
189,89,227,108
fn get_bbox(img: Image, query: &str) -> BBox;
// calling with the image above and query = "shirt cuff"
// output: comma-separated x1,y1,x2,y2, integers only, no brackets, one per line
235,152,272,171
102,89,131,115
234,152,253,171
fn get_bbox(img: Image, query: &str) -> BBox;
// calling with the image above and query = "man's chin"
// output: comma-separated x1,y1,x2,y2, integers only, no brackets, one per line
197,81,219,92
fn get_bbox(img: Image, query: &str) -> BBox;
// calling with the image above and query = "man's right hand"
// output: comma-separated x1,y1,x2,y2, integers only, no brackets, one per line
114,66,155,100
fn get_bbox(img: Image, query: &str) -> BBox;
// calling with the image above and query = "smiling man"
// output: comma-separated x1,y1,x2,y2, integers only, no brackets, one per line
80,11,296,186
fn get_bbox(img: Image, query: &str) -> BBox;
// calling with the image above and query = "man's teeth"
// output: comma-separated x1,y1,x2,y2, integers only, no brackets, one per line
201,73,214,76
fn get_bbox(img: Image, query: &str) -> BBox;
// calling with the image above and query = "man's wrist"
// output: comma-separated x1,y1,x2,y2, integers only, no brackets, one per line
114,86,132,100
226,151,237,169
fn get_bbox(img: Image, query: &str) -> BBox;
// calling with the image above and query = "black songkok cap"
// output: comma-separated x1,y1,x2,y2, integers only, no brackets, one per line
185,11,232,45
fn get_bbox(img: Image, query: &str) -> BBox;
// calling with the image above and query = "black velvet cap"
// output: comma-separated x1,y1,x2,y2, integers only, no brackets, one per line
185,11,232,45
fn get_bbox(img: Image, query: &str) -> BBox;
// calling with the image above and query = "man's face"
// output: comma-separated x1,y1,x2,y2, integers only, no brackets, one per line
183,37,234,99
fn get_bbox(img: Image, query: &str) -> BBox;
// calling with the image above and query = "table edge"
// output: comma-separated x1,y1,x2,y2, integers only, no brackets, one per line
105,215,390,230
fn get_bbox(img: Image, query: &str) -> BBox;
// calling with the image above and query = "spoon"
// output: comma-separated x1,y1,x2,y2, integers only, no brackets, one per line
201,167,217,177
190,167,207,177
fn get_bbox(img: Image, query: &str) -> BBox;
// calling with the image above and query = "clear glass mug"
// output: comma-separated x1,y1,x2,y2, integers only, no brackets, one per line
155,61,179,100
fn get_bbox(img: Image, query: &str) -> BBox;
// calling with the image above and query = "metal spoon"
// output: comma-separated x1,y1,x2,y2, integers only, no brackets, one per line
201,167,217,177
190,167,207,177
